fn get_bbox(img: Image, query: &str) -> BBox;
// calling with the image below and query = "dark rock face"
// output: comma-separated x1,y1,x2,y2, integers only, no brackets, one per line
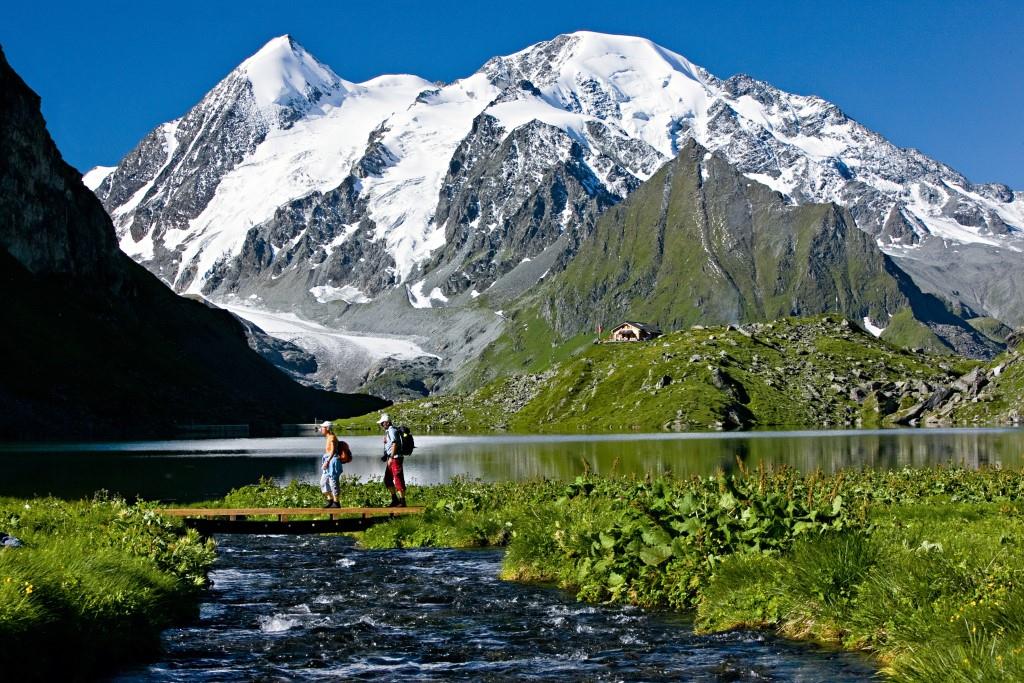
0,47,386,439
358,357,447,402
429,115,642,296
232,314,319,381
879,204,921,246
0,66,121,280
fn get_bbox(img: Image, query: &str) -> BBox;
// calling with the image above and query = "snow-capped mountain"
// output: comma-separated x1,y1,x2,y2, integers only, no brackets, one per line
90,31,1024,343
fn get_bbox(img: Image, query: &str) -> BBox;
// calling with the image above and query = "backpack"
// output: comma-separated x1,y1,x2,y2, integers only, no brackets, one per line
336,439,352,464
396,425,415,456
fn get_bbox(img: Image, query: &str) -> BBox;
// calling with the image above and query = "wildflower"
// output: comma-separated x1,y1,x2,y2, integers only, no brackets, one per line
24,583,33,595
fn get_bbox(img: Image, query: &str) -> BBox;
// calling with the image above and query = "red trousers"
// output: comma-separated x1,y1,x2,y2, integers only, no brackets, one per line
384,457,405,493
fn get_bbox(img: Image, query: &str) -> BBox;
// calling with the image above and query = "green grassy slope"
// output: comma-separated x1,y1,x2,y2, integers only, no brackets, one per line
0,497,215,680
541,141,981,354
338,315,977,433
437,140,997,401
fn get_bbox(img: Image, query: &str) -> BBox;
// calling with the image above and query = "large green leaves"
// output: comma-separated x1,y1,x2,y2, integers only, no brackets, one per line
639,544,674,566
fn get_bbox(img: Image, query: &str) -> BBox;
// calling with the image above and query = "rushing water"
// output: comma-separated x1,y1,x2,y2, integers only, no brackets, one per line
116,534,874,681
2,428,1024,502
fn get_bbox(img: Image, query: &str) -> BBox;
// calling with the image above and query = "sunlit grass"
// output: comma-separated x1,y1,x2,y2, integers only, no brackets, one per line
0,496,215,680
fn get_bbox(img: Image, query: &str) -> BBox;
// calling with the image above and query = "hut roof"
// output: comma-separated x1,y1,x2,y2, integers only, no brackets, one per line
613,321,662,335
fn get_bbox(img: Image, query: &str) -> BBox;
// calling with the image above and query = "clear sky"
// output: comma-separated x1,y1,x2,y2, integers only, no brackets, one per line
3,0,1022,187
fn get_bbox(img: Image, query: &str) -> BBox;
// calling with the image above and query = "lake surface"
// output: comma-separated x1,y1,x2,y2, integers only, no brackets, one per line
116,534,875,681
2,428,1023,502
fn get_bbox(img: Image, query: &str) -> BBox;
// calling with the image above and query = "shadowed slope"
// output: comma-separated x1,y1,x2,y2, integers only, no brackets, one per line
0,46,386,439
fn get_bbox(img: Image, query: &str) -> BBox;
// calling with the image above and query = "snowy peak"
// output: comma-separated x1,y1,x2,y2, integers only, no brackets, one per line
238,34,347,112
82,165,115,191
481,31,711,158
485,31,708,89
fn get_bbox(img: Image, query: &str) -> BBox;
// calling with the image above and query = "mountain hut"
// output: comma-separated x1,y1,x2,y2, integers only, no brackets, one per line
610,322,662,342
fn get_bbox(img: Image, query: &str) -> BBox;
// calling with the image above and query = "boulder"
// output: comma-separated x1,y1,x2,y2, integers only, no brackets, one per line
892,401,928,425
952,367,989,397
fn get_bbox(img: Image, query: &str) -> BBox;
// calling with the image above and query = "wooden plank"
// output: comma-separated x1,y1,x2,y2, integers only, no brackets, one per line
156,506,424,518
183,516,398,535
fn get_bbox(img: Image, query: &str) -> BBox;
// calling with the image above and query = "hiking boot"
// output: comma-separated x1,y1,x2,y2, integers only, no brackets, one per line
397,499,407,508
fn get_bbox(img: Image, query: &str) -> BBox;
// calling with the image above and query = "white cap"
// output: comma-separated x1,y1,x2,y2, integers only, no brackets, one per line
377,413,391,424
320,421,333,429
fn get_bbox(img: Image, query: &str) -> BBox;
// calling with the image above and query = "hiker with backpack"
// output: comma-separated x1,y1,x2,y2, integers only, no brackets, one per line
318,420,352,508
377,413,410,507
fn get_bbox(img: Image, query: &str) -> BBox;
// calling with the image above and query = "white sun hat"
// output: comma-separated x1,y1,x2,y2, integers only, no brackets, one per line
376,413,391,424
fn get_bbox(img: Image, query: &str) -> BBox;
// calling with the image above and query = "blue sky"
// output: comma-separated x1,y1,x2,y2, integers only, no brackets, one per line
3,0,1022,187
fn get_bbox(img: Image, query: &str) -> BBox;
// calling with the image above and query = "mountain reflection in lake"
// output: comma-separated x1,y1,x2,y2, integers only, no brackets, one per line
116,535,874,681
2,428,1023,502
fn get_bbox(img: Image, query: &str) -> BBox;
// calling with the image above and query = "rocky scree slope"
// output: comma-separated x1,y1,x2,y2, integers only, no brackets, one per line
919,331,1024,427
0,47,386,439
90,31,1024,337
336,315,983,434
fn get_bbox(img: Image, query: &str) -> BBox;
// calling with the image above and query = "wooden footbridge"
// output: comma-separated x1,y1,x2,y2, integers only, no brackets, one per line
158,506,424,535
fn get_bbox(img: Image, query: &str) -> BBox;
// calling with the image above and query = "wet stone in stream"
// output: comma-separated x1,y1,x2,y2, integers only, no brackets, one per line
117,535,875,681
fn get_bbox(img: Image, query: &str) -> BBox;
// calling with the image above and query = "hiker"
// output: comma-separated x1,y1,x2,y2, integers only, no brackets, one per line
378,413,406,507
318,420,343,508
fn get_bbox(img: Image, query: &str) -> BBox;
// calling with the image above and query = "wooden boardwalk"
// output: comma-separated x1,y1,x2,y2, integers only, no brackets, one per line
157,506,424,535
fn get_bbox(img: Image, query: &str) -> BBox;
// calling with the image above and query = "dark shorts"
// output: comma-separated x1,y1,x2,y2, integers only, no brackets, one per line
384,457,405,493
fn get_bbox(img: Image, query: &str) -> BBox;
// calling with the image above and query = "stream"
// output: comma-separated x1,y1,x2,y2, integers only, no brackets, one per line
116,534,875,681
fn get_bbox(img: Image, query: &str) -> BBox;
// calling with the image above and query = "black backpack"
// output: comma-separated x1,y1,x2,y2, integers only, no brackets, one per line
396,425,415,456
